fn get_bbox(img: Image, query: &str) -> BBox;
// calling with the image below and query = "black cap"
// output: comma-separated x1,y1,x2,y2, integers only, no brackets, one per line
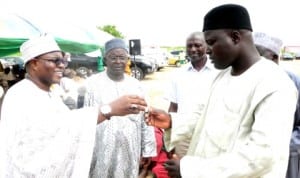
203,4,252,32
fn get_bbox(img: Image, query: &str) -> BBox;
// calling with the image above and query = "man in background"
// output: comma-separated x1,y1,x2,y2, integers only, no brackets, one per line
166,31,219,158
254,32,300,178
84,38,156,178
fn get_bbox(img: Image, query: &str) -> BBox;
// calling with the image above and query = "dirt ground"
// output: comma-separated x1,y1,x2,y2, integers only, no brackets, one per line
140,65,179,111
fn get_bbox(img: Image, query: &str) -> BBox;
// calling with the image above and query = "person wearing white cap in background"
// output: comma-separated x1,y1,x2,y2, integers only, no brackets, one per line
0,34,148,177
84,38,156,178
254,32,300,178
253,32,283,64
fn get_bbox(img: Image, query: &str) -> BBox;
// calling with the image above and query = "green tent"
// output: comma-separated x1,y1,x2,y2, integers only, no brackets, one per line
0,37,102,57
0,14,101,58
0,38,25,57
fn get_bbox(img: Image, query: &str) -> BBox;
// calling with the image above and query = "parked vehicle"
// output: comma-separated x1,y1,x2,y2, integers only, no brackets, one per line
0,57,25,91
130,55,156,80
147,54,167,71
295,53,300,59
281,53,295,60
68,53,99,73
68,53,155,80
167,50,187,67
142,48,168,71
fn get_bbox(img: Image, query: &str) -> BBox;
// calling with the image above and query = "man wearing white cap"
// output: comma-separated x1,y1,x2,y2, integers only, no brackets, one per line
253,32,283,63
0,34,148,177
254,32,300,178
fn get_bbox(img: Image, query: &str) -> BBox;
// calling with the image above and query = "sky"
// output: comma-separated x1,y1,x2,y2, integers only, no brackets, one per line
2,0,300,47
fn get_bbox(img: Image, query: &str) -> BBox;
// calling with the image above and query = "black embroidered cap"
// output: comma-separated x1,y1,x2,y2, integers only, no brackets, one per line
202,4,253,32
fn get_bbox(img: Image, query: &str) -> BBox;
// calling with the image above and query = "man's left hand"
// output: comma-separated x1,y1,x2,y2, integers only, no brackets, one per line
163,159,181,178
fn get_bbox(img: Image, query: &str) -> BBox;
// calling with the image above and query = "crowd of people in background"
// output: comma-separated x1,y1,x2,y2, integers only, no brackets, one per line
0,3,299,178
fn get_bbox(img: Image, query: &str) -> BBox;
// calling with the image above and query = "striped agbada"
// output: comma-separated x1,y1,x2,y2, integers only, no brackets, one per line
85,72,156,178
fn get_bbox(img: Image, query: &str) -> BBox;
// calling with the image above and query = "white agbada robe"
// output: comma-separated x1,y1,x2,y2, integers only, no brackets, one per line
165,59,298,178
0,79,98,178
84,72,156,178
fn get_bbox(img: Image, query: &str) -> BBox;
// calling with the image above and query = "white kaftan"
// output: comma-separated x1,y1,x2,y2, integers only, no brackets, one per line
84,72,156,178
165,59,298,178
0,79,98,178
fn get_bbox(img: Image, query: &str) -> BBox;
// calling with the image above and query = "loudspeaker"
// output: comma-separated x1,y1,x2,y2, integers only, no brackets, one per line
129,39,141,55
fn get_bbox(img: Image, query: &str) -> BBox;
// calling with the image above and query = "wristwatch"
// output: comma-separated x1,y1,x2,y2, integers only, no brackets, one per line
100,105,112,120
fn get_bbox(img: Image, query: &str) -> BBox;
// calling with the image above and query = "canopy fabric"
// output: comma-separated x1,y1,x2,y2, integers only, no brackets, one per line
55,37,101,54
0,14,102,58
0,38,25,57
0,37,101,58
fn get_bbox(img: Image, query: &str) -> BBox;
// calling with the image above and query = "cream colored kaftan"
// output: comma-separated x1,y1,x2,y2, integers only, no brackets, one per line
165,59,298,178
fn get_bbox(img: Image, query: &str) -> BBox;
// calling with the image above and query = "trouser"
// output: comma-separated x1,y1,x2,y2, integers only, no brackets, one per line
286,144,300,178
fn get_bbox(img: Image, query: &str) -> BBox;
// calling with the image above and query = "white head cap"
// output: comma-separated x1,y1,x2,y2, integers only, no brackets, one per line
253,32,283,56
20,34,61,64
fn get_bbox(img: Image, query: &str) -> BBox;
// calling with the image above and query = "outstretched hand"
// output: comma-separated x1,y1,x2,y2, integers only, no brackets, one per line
110,95,147,116
144,107,172,129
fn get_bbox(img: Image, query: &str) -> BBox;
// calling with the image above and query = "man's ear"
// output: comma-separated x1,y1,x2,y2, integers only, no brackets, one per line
273,54,279,60
30,59,40,71
271,54,279,64
230,30,241,44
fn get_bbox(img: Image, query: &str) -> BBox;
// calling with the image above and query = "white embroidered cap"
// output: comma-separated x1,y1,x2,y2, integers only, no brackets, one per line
253,32,283,56
20,34,61,64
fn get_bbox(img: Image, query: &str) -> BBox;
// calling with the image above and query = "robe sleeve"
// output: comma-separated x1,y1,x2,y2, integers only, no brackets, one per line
163,103,205,152
141,113,157,157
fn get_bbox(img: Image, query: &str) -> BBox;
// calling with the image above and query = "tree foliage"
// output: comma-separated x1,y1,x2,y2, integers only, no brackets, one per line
97,25,124,39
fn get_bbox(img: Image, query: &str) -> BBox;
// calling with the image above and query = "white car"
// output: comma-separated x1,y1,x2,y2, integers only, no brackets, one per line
142,51,168,71
281,53,295,60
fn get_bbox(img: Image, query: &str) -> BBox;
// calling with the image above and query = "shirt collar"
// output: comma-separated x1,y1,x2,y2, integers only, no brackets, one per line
186,59,214,72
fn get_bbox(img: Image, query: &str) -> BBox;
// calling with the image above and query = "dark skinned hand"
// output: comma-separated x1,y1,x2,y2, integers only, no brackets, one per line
110,95,147,116
97,95,147,123
144,107,172,129
163,157,181,178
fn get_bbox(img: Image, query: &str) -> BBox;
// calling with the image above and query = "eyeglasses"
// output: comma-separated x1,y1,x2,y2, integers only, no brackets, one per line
107,55,128,61
36,57,68,67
